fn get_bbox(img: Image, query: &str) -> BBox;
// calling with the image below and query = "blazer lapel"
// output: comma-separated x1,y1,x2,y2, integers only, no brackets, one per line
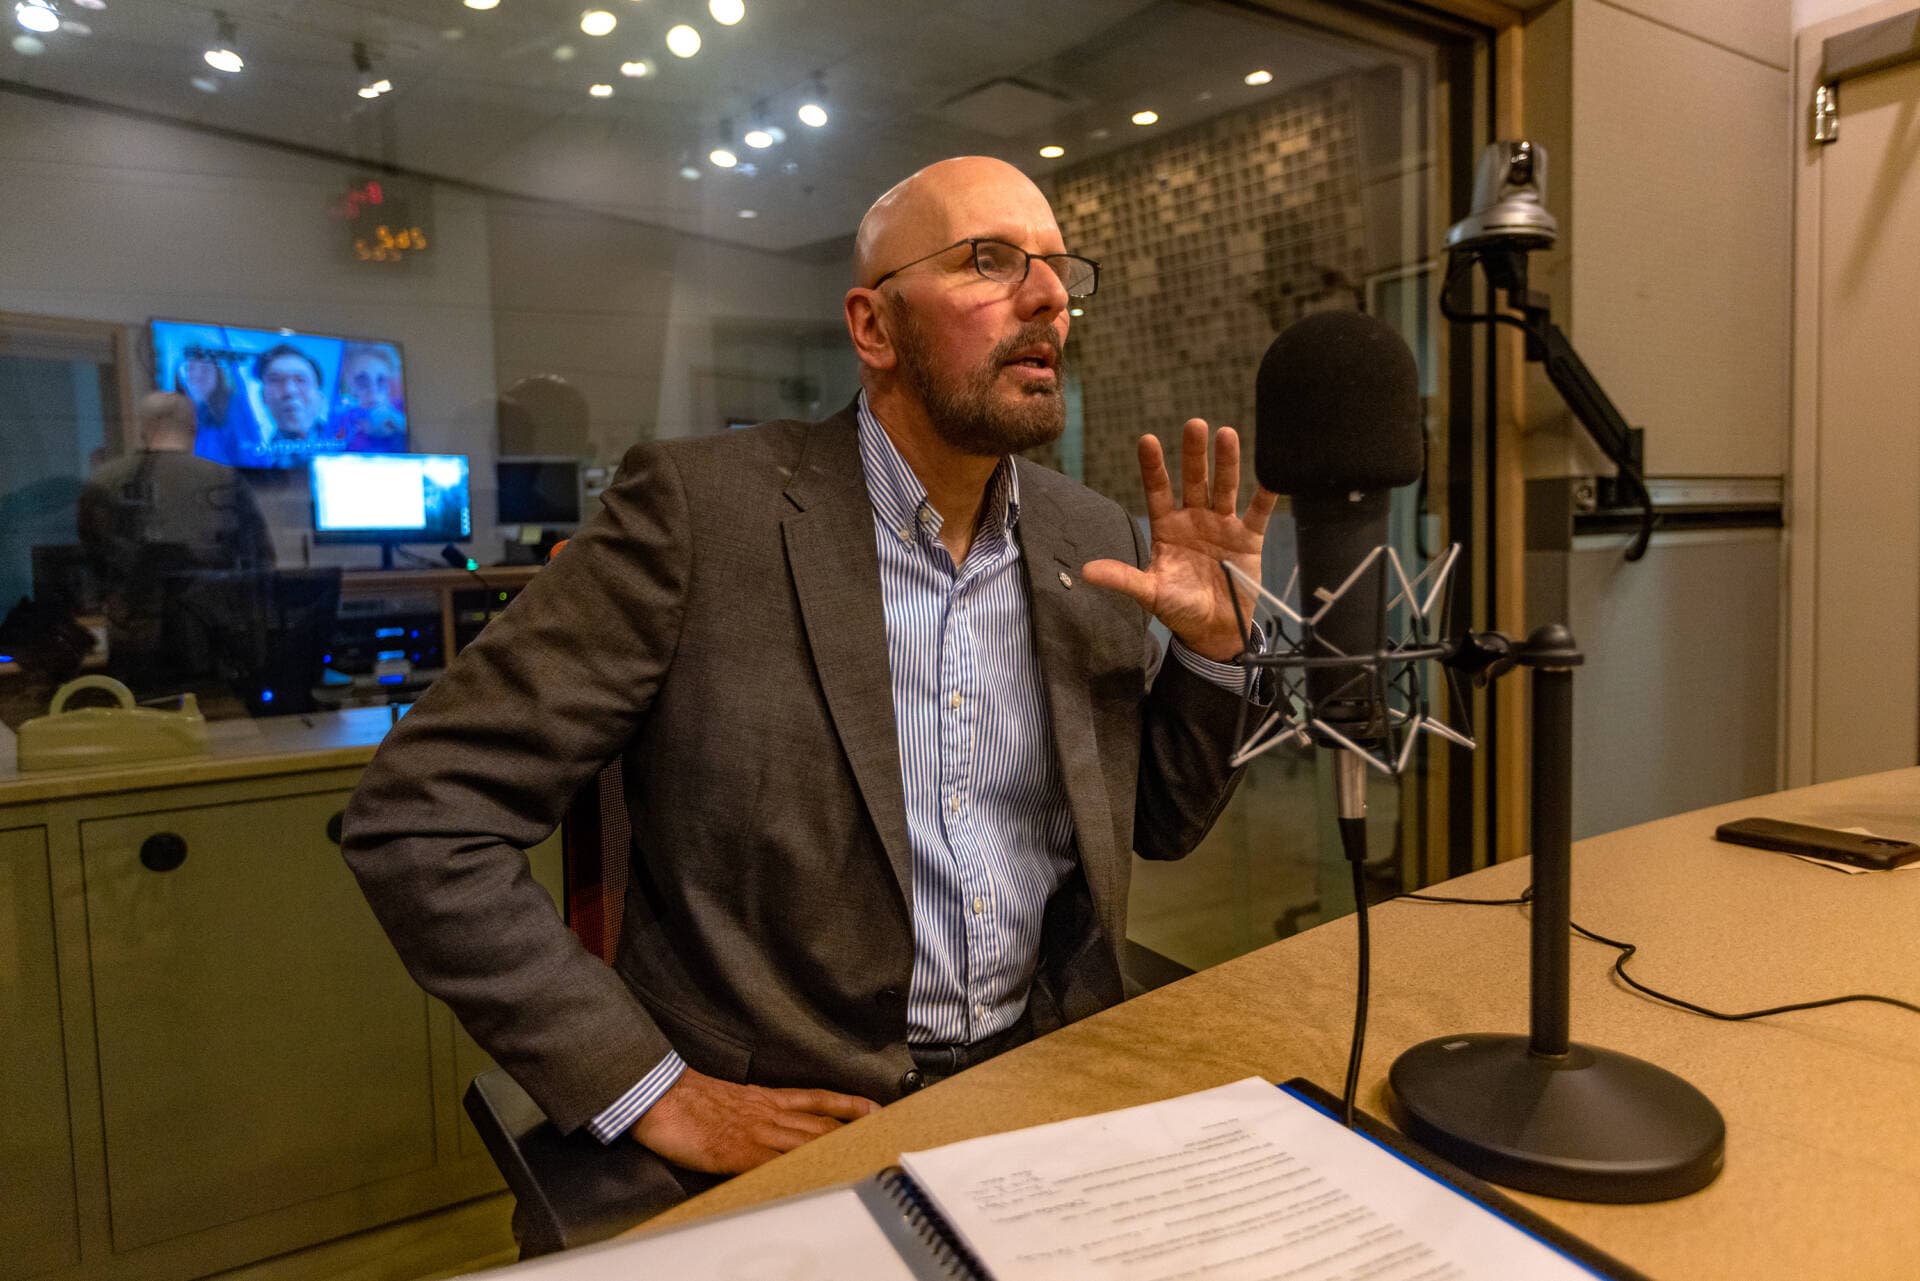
1014,466,1122,946
781,414,915,908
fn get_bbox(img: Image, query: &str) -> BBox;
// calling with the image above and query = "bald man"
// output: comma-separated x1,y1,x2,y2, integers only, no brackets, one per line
344,158,1274,1192
77,392,275,688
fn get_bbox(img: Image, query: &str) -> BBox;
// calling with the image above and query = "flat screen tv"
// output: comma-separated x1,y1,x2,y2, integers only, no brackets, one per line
311,453,470,568
151,319,408,469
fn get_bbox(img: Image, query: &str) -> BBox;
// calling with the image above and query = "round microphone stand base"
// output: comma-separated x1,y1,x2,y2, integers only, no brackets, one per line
1389,1034,1725,1203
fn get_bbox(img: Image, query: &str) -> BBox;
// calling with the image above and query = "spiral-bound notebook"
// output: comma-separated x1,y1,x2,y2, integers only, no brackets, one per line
502,1077,1649,1281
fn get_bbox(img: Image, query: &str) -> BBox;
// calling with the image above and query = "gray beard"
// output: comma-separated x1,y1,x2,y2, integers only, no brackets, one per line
891,296,1065,457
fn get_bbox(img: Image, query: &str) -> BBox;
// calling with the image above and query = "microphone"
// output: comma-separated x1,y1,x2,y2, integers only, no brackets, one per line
1254,311,1424,743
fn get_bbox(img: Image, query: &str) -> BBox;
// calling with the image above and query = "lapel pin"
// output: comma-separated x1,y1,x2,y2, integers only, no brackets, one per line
1058,571,1073,589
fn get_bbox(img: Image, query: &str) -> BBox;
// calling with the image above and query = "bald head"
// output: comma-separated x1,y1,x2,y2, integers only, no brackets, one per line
139,391,198,451
853,156,1061,288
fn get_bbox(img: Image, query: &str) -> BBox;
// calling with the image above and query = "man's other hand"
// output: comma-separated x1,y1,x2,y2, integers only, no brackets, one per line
631,1067,880,1174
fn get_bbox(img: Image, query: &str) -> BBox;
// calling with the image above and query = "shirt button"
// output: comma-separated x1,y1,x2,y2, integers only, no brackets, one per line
973,896,984,914
950,691,962,709
949,796,960,813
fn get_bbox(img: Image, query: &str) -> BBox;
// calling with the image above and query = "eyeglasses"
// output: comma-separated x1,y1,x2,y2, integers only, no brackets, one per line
870,237,1100,299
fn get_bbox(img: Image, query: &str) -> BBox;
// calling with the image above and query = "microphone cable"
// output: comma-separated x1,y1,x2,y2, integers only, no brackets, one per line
1398,886,1920,1021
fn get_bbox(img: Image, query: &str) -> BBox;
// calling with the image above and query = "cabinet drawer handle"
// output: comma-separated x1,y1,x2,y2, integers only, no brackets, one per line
140,832,188,873
326,812,345,845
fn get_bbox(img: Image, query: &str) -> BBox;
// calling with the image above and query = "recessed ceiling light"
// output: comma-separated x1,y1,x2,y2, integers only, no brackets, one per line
551,43,575,61
797,101,827,128
14,1,58,33
709,147,737,168
679,165,701,180
743,128,773,149
737,208,757,218
190,73,219,90
708,0,744,24
1244,69,1273,86
1130,110,1158,126
11,31,42,53
1038,145,1064,159
588,82,613,97
1069,307,1085,317
463,0,498,9
619,59,650,77
579,9,615,36
665,23,699,57
205,47,244,74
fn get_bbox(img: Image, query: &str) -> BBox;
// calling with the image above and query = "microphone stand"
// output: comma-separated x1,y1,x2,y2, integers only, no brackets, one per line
1387,623,1725,1202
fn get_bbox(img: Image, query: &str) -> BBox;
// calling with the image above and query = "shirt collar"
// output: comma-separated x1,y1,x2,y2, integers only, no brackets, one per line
856,390,1021,548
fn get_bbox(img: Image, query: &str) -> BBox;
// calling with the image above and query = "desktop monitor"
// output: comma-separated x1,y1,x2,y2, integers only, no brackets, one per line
495,458,583,526
311,453,471,568
150,318,409,469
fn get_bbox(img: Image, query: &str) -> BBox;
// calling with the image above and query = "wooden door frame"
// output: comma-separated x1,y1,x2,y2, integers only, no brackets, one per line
0,310,141,451
1784,0,1920,787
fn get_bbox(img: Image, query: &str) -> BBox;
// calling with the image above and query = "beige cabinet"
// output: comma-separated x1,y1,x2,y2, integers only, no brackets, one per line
1,824,80,1281
81,789,437,1251
0,720,564,1281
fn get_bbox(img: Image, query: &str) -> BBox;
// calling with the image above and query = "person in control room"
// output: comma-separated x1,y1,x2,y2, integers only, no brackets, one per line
342,156,1278,1188
76,390,275,692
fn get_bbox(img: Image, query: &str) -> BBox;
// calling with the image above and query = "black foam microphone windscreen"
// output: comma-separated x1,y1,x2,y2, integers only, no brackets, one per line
1253,310,1424,496
1253,312,1425,740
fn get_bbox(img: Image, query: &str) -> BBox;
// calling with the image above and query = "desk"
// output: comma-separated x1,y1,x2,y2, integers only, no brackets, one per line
645,768,1920,1280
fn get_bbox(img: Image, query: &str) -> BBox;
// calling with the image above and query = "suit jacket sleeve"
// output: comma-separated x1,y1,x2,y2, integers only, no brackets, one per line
1126,511,1265,862
341,442,691,1134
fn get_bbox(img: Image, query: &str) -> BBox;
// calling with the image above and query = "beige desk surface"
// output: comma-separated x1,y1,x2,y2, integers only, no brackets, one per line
645,768,1920,1281
0,705,392,805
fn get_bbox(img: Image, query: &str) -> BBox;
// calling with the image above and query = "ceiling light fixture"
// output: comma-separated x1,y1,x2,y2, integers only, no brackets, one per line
708,0,744,25
665,23,699,57
73,0,101,8
1069,307,1085,317
15,1,59,35
1038,145,1064,158
619,58,651,77
203,12,243,73
462,0,498,10
737,208,757,218
1244,69,1273,86
797,101,827,128
579,9,615,36
352,41,393,100
679,164,701,180
588,82,613,97
709,147,737,168
1130,109,1158,126
743,128,773,148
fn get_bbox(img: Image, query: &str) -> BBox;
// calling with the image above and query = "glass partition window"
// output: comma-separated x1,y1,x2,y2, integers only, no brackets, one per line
0,0,1481,963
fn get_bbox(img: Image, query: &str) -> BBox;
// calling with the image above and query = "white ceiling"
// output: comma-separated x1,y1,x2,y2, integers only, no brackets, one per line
3,0,1396,254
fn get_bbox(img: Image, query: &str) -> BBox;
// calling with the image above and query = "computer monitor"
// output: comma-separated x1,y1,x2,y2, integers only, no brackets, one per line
311,453,471,568
495,457,583,526
151,319,409,470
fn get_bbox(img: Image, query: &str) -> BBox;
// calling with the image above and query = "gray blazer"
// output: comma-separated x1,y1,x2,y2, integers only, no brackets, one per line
343,404,1254,1134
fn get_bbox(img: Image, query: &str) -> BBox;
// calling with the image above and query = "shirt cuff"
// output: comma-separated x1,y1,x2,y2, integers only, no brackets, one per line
585,1050,688,1145
1170,625,1264,693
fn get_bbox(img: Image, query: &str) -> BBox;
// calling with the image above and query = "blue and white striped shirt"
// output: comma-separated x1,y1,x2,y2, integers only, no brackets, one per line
589,396,1247,1141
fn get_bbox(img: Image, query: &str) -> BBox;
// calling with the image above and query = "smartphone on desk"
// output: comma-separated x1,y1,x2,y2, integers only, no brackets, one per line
1714,817,1920,871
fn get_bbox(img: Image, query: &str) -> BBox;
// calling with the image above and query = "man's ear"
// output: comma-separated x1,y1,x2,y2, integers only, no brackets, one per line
844,289,897,373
